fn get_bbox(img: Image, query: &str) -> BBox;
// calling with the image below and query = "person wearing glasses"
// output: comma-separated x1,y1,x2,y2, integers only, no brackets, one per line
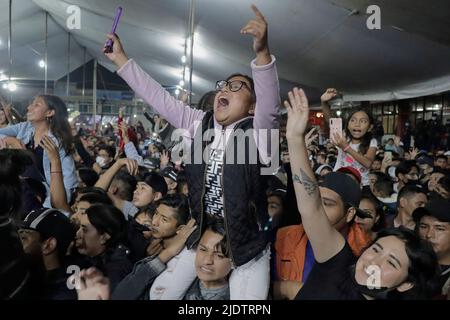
104,5,280,299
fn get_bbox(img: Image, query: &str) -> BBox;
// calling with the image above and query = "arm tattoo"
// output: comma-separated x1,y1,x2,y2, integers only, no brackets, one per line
292,169,319,196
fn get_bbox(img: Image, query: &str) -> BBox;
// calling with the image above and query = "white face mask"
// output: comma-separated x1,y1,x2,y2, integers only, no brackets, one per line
96,156,106,168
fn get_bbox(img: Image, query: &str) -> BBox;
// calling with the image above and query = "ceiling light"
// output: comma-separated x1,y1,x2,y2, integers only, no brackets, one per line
7,82,17,92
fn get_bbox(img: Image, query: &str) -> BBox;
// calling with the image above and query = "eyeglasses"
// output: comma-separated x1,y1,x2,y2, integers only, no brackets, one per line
215,80,250,92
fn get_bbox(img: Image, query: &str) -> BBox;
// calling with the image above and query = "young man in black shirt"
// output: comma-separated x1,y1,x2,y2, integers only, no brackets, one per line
20,208,77,299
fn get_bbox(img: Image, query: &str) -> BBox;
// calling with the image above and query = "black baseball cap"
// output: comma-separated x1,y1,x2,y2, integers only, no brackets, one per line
417,155,433,167
266,187,287,199
321,172,371,219
21,208,76,253
161,167,178,182
413,197,450,223
141,172,168,196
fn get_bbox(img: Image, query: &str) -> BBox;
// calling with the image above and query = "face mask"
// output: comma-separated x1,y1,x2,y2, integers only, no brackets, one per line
96,156,106,168
349,265,405,300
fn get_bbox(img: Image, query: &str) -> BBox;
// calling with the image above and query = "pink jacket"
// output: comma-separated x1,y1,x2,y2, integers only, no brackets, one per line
117,57,281,143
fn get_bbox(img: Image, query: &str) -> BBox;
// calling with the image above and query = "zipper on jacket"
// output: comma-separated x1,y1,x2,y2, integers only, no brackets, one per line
193,116,213,246
221,128,235,267
195,163,208,245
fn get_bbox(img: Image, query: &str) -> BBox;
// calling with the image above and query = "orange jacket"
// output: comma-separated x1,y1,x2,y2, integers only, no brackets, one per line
275,223,371,282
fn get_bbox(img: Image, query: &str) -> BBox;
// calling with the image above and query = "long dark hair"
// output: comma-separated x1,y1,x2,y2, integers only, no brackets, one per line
345,109,374,155
38,95,74,154
374,227,439,299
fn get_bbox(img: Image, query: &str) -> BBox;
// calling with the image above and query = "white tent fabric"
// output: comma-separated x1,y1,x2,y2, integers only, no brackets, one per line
1,0,450,102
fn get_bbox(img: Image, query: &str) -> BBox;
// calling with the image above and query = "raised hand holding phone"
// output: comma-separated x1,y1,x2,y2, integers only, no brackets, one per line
329,118,342,138
330,118,349,150
103,8,129,69
104,7,123,53
384,151,392,163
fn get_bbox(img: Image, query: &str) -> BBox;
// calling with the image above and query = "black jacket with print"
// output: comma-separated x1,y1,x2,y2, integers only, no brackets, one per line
184,111,270,267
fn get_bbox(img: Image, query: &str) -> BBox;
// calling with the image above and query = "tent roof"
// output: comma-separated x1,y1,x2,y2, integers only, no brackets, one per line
1,0,450,103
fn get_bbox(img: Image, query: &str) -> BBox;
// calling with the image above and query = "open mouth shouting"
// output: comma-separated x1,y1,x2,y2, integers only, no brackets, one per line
351,129,363,137
216,95,230,110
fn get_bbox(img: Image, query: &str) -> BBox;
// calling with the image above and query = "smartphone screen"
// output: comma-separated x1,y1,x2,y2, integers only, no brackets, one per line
329,118,342,138
385,151,392,162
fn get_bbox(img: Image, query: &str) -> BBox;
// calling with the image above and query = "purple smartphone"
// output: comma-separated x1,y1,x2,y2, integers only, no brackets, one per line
104,7,123,53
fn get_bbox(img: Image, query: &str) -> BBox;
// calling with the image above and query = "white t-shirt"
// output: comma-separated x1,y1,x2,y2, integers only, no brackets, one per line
149,247,197,300
334,138,378,186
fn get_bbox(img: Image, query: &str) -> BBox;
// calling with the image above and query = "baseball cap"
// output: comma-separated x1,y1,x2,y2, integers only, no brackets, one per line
142,158,159,170
413,197,450,223
21,208,76,254
417,155,433,166
161,166,178,182
315,164,333,175
321,172,371,219
141,172,168,196
266,187,287,198
337,166,362,185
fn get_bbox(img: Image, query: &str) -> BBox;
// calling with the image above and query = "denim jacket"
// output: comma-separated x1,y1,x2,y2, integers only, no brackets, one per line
0,121,78,208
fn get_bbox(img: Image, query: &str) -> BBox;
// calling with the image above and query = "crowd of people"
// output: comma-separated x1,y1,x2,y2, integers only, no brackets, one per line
1,5,449,301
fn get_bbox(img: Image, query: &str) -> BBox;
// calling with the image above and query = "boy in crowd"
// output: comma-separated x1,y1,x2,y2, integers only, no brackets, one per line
20,208,77,299
414,197,450,299
386,185,427,229
435,155,448,170
93,144,116,174
94,157,167,220
160,166,178,195
111,194,197,299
